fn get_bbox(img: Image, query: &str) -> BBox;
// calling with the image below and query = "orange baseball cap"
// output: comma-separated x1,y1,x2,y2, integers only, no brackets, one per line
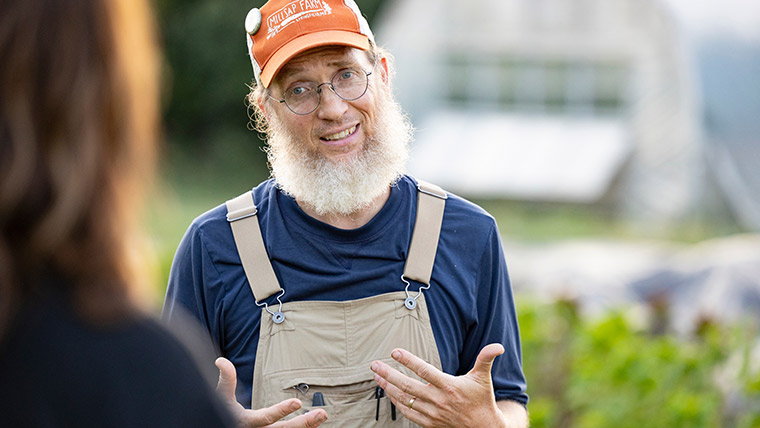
245,0,374,88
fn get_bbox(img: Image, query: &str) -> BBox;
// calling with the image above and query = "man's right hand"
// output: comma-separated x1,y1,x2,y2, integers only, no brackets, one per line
215,357,327,427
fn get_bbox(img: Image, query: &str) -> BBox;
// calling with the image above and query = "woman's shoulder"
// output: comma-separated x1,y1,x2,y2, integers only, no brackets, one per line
0,294,235,427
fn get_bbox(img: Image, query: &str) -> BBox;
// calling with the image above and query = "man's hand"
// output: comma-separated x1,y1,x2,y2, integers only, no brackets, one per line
215,358,327,428
370,344,527,428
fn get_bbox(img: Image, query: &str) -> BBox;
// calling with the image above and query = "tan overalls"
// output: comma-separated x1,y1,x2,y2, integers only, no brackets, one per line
225,181,447,427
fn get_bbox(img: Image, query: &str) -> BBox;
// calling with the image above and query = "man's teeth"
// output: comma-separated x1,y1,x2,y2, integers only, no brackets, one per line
323,125,356,141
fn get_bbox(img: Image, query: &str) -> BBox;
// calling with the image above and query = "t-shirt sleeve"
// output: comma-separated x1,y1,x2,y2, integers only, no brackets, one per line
465,223,529,406
162,222,227,353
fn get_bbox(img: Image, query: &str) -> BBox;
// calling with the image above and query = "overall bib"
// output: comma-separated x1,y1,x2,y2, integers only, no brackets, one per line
226,181,447,427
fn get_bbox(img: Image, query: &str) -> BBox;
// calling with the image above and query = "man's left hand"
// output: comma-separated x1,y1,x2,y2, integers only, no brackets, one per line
370,343,521,428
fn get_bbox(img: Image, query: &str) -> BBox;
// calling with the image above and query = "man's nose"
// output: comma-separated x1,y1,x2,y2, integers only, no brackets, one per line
315,85,348,119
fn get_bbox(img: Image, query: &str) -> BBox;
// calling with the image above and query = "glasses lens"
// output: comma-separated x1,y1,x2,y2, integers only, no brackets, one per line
332,69,369,101
281,68,370,115
284,83,319,115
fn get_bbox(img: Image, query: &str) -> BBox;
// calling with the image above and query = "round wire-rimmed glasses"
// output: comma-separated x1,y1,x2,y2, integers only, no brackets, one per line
269,63,375,115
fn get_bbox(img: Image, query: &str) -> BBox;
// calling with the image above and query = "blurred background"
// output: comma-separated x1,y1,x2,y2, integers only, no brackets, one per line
148,0,760,426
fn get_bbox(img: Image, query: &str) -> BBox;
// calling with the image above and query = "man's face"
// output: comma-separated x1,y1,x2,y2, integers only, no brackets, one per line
260,46,413,217
267,46,383,164
262,47,413,215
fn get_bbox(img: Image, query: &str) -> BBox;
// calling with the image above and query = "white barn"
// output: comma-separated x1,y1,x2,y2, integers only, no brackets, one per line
374,0,705,227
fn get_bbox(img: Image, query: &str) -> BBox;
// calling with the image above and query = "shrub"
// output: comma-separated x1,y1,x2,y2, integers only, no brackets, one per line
518,299,760,428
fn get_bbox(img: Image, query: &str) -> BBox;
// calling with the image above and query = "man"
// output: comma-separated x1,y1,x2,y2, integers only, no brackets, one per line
163,0,529,426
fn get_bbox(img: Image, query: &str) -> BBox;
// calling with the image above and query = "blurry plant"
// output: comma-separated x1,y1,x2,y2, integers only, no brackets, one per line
154,0,255,149
518,299,760,428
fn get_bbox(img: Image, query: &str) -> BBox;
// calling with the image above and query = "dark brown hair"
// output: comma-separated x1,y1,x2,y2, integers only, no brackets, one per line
0,0,161,335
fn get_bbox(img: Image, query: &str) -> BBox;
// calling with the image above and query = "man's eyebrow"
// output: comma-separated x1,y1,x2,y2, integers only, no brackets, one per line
276,59,363,83
325,59,361,69
275,66,303,83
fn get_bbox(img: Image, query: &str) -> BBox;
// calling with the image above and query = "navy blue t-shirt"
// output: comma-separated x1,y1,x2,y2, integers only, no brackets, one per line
163,175,528,407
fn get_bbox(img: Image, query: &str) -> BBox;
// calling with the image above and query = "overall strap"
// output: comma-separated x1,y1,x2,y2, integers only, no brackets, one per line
226,191,283,303
403,180,447,285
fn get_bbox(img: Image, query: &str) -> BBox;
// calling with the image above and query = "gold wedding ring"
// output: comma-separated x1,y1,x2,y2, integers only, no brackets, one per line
408,397,416,410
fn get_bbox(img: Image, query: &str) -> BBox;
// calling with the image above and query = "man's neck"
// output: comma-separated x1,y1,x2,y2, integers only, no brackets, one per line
297,187,391,230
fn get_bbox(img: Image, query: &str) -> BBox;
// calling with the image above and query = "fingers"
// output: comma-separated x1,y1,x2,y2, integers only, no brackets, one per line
370,358,427,416
371,374,435,428
214,358,328,427
388,348,449,388
215,357,237,400
371,374,430,427
236,399,328,427
370,348,451,419
268,409,327,427
300,409,328,427
241,400,327,427
371,345,508,428
370,354,442,427
245,399,301,426
468,343,504,380
371,359,429,399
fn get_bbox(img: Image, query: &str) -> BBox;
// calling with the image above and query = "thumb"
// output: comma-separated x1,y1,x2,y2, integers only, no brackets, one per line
215,357,237,400
468,343,505,381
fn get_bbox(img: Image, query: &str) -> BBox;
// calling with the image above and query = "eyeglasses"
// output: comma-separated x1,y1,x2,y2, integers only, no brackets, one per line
269,64,374,115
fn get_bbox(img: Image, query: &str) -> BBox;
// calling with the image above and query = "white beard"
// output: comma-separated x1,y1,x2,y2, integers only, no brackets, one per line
265,87,413,216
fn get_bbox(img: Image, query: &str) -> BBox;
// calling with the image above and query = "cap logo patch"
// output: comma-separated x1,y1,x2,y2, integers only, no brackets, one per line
267,0,333,40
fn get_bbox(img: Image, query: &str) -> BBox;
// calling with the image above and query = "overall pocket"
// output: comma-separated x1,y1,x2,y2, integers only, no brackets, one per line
274,363,415,427
282,376,377,407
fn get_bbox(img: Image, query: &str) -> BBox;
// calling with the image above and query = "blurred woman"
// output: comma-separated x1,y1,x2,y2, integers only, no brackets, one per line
0,0,234,426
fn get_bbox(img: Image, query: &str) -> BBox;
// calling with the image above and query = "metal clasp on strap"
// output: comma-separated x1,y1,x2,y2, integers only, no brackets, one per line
255,289,286,324
226,205,258,222
416,183,447,200
401,275,430,310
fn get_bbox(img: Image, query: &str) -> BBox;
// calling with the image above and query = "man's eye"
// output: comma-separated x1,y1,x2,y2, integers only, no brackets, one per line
290,85,309,96
338,70,356,81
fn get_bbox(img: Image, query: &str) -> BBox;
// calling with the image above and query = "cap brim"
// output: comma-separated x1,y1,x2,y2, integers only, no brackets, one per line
260,30,370,88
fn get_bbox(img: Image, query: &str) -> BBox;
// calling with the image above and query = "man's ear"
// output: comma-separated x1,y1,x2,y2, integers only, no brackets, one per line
257,96,272,122
378,56,389,85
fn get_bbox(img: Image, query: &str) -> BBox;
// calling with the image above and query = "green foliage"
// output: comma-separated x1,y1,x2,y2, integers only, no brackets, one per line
518,300,760,428
155,0,255,148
